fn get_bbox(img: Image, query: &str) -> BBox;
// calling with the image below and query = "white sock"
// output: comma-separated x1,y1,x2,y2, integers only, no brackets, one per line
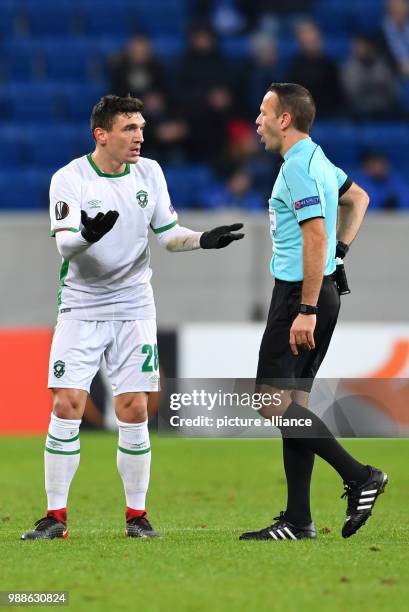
117,419,151,511
45,413,81,511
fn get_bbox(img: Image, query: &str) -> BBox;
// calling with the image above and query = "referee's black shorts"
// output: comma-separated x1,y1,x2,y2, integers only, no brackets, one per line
256,275,340,392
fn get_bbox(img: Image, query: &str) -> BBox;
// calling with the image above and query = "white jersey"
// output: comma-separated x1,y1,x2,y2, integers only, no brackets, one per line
49,154,178,320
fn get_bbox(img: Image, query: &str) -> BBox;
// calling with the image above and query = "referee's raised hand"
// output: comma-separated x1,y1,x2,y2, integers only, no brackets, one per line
289,313,316,355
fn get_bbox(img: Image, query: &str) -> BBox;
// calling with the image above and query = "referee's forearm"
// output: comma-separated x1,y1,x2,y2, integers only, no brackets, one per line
337,183,369,245
301,232,326,306
336,202,367,246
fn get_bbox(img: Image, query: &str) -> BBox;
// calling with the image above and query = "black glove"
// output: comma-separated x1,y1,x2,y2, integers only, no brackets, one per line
336,240,349,259
81,210,119,243
200,223,244,249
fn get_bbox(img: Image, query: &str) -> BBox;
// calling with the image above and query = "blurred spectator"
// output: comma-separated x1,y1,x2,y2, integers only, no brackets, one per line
237,0,314,31
187,84,240,167
176,24,232,106
356,151,409,210
109,33,166,98
222,119,274,197
287,20,344,116
239,33,284,118
342,36,401,118
378,0,409,76
141,91,190,165
211,0,246,36
199,168,265,210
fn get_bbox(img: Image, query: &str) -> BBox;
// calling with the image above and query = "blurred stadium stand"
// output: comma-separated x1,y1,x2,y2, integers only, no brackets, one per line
0,0,409,210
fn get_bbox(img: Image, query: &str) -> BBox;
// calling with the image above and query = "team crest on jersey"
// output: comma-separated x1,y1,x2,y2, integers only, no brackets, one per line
55,201,69,220
53,360,65,378
88,200,102,209
136,190,148,208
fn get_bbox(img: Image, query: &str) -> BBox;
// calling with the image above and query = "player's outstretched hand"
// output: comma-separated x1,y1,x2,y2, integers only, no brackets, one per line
200,223,244,249
81,210,119,243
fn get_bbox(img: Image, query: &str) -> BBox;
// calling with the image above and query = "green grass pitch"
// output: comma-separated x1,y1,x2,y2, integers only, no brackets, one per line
0,434,408,611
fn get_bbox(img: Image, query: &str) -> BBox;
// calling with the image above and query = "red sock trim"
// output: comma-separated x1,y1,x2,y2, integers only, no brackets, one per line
126,507,146,521
47,508,67,524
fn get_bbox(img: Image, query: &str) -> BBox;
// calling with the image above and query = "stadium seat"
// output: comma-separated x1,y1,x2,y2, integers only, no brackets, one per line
164,165,214,208
22,125,92,171
312,0,351,34
0,82,62,122
20,0,81,36
58,83,107,121
313,0,384,34
312,121,358,167
79,4,133,37
0,169,49,210
40,39,104,82
0,0,406,211
359,123,409,168
0,2,20,37
152,36,185,59
221,37,251,59
0,42,40,81
349,0,385,34
0,126,24,167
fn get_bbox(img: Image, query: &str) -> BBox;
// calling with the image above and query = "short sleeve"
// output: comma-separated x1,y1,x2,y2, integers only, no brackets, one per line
282,162,325,224
49,169,81,237
150,162,178,234
332,163,352,197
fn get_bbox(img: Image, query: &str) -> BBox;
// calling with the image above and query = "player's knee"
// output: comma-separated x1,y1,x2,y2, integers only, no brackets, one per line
52,390,84,419
116,393,148,423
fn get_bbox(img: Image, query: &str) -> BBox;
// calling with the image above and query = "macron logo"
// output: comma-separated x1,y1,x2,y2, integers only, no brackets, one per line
294,196,320,210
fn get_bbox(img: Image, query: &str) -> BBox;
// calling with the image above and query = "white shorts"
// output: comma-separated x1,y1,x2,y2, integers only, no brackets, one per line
48,320,159,395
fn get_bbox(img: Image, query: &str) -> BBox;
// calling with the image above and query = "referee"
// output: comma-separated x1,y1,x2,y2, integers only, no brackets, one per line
240,83,388,541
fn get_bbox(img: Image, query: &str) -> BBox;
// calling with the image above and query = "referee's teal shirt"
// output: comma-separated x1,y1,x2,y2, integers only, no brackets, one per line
269,137,351,281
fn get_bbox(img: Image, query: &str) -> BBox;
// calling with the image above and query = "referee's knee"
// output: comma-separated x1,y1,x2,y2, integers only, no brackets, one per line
256,385,292,418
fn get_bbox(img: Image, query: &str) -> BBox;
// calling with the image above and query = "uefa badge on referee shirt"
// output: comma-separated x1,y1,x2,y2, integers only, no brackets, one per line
136,190,148,208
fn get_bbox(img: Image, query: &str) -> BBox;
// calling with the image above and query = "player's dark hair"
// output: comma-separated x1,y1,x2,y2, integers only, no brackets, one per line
267,83,316,133
90,95,144,135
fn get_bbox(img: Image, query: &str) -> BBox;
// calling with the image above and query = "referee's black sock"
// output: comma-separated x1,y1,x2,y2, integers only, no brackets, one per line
281,401,370,485
282,437,314,527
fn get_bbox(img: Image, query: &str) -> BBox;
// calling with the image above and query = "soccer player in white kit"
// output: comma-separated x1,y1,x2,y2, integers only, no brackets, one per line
21,95,244,540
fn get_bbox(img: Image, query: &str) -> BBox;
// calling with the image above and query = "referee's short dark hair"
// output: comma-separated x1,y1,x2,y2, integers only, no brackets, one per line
268,83,316,133
90,95,144,134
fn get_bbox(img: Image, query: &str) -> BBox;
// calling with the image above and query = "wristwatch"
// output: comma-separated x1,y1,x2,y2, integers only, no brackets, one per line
299,303,318,315
336,240,349,259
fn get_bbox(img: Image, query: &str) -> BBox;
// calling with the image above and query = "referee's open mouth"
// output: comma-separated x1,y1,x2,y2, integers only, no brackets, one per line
130,147,141,157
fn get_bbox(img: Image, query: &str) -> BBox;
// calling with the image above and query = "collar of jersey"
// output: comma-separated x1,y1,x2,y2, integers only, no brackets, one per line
283,137,312,161
87,153,130,178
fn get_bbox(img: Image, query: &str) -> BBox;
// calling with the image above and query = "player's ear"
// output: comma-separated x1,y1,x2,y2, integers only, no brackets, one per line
94,127,108,145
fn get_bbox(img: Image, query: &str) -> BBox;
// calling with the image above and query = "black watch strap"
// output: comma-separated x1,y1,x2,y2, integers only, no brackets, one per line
299,303,318,315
